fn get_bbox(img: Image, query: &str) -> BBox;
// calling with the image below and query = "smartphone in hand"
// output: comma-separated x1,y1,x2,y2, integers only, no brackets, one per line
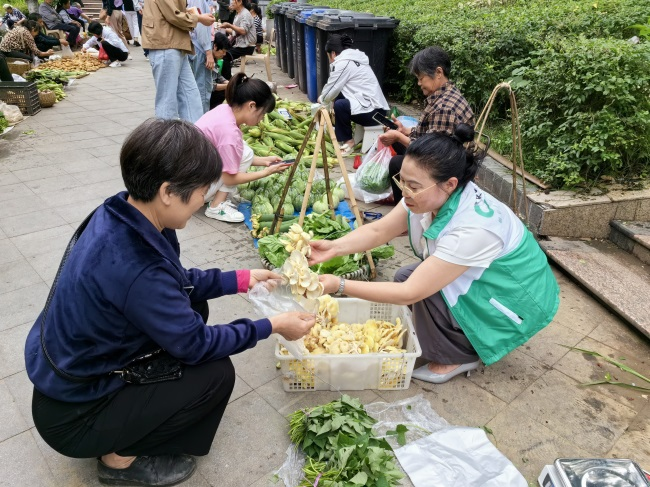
372,112,399,130
271,159,295,166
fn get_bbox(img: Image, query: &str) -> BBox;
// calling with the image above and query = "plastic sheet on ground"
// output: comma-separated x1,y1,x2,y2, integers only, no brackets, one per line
274,394,527,487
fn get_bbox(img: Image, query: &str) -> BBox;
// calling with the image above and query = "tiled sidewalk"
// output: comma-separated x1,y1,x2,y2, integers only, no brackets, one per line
0,49,648,487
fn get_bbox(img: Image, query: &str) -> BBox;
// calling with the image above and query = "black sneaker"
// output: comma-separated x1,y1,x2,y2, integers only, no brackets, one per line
97,454,196,486
134,40,141,47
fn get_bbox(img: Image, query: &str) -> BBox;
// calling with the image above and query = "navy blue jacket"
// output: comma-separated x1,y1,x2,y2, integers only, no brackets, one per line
25,192,272,403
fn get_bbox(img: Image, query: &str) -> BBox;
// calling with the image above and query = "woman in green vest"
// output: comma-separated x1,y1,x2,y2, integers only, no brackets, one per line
309,125,559,384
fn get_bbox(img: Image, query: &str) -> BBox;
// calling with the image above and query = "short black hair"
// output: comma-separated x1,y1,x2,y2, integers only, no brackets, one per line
250,4,261,16
121,119,223,203
225,72,275,113
213,31,229,51
405,124,484,188
27,12,42,21
87,20,102,36
25,20,39,32
409,46,451,78
325,34,353,55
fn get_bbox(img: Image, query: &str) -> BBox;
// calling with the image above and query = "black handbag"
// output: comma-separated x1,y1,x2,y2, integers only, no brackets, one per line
40,208,184,386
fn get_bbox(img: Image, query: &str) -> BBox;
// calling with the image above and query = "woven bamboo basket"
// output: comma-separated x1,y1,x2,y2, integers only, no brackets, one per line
6,59,31,77
38,90,56,108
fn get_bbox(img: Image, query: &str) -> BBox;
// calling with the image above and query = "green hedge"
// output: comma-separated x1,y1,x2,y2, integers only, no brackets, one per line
322,0,650,187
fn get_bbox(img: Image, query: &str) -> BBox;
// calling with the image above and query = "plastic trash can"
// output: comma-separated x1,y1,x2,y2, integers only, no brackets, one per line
291,7,316,93
270,3,291,70
302,10,320,100
314,13,399,92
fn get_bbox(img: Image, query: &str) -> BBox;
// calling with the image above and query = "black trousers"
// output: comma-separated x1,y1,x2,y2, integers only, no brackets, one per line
332,97,385,143
31,301,236,459
1,49,32,61
220,45,255,80
51,22,80,48
0,53,13,81
210,89,226,110
102,40,128,62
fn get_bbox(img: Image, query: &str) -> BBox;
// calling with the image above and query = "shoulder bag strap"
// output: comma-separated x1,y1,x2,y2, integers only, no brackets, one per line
39,207,102,384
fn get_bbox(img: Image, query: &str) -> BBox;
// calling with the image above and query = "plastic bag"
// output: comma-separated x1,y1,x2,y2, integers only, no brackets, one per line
247,280,318,359
354,139,392,194
61,44,75,59
0,102,23,124
98,45,110,61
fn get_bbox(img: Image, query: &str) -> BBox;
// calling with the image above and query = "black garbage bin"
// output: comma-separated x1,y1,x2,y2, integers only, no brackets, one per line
270,2,292,71
287,5,318,92
314,13,399,94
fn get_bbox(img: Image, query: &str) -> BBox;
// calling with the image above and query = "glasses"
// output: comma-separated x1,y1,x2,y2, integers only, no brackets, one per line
392,173,438,198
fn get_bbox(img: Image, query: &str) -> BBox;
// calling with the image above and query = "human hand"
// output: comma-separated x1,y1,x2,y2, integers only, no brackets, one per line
81,47,86,53
248,269,281,289
47,49,55,55
221,21,231,29
308,239,337,265
262,155,282,166
264,163,289,176
270,311,316,341
378,129,401,146
61,39,69,46
205,55,214,70
198,13,215,25
319,274,340,295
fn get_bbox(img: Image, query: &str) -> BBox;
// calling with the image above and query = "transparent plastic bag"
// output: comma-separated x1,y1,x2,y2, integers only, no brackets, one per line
354,139,392,194
60,44,75,58
247,279,318,359
0,102,23,124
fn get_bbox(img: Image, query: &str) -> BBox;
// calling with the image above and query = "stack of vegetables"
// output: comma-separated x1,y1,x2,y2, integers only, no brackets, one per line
282,295,407,356
242,98,338,167
35,53,106,72
25,69,85,102
288,395,404,487
259,216,394,276
0,113,8,133
243,162,347,238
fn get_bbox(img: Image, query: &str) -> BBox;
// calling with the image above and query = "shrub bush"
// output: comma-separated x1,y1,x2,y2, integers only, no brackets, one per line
513,37,650,187
323,0,650,187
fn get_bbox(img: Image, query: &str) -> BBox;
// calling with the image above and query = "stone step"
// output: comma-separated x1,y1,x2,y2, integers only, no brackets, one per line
540,237,650,339
610,220,650,266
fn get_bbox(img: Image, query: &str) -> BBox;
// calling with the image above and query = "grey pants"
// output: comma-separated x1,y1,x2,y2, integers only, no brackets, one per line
394,262,479,365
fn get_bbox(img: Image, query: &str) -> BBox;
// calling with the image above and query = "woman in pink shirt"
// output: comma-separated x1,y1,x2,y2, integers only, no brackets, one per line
196,73,289,222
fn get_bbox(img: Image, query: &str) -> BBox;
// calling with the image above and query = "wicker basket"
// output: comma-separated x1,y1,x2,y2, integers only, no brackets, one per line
260,256,377,281
6,59,32,77
38,90,57,108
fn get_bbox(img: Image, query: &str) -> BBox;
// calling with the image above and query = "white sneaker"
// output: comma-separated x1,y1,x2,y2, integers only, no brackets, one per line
109,61,122,67
205,201,244,222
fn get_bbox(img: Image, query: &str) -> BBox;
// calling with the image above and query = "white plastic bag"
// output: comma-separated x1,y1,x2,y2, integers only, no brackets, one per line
61,44,75,58
394,427,528,487
0,102,23,124
345,139,393,203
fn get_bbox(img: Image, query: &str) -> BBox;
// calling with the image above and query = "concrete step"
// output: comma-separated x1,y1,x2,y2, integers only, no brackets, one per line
540,237,650,339
610,220,650,266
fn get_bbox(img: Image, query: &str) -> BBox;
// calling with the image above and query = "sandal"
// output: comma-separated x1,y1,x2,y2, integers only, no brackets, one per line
339,144,353,156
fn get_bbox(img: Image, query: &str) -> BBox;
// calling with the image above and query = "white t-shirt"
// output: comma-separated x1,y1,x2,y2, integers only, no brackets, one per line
402,198,504,267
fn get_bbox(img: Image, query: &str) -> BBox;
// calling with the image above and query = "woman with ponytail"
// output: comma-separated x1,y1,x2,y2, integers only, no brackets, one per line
196,73,289,222
309,125,559,384
318,33,389,154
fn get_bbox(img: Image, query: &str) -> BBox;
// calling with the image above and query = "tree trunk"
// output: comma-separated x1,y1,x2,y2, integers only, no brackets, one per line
26,0,39,13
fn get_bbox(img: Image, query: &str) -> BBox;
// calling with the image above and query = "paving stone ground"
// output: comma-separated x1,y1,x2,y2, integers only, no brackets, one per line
0,49,648,487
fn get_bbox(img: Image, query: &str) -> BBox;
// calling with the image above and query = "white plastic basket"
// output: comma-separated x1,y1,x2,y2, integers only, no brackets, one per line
275,298,422,392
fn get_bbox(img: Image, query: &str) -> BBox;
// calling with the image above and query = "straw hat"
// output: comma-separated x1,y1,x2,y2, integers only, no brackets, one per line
3,4,13,9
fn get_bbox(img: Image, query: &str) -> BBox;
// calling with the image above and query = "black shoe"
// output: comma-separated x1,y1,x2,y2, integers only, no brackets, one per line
134,40,141,47
97,455,196,486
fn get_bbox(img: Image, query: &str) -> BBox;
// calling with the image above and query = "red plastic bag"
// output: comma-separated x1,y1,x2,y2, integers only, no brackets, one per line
98,45,110,61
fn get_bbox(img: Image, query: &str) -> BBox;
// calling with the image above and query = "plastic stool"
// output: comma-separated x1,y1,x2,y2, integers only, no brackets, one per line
354,124,384,153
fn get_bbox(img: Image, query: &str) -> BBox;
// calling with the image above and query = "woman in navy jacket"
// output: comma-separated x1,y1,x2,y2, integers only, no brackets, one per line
24,118,315,487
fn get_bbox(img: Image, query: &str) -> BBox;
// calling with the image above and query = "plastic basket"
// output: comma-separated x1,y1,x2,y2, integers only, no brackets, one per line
0,82,41,115
275,298,422,391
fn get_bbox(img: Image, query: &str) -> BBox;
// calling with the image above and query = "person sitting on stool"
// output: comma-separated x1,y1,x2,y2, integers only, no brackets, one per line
317,34,389,155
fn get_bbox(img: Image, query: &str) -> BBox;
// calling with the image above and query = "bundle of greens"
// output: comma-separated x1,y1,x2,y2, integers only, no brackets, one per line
25,69,86,85
288,395,404,487
258,213,394,275
0,114,8,133
356,151,391,194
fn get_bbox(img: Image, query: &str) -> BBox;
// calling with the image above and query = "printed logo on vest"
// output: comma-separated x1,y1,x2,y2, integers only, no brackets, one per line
474,200,495,218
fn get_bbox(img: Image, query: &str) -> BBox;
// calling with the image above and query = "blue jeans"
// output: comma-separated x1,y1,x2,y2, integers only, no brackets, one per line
148,48,203,123
188,49,212,115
